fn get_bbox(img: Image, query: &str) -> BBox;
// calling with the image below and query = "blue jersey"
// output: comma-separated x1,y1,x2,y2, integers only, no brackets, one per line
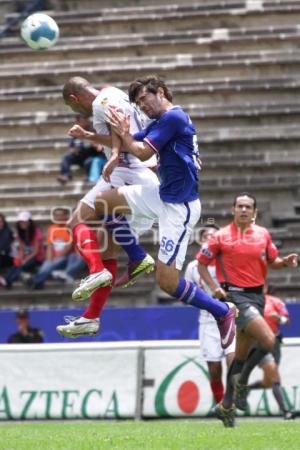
133,107,199,203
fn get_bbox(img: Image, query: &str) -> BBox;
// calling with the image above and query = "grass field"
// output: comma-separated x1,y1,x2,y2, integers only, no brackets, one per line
0,419,299,450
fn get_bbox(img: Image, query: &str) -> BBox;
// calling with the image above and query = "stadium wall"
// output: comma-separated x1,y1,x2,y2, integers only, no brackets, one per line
0,340,299,420
0,304,300,344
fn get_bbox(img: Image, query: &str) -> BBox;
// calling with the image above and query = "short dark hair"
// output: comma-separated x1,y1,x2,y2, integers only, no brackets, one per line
17,309,29,319
128,75,173,103
53,207,69,215
233,192,257,209
200,223,219,240
0,213,8,228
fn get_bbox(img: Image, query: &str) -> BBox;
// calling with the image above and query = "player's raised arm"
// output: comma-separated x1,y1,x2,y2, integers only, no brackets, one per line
102,128,121,182
68,124,112,147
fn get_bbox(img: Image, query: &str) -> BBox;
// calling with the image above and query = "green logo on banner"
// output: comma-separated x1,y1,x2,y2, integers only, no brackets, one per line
154,357,209,417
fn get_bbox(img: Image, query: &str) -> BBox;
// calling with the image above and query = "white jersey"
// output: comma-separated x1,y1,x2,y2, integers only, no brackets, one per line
82,87,159,231
184,258,218,324
92,86,156,168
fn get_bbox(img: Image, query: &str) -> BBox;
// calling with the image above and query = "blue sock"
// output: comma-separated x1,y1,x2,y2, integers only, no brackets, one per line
105,215,146,261
175,278,228,319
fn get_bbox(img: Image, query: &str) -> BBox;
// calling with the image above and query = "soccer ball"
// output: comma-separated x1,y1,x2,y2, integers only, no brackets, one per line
20,13,59,50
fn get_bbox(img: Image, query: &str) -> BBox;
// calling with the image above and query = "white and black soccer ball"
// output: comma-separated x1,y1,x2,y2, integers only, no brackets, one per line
20,13,59,50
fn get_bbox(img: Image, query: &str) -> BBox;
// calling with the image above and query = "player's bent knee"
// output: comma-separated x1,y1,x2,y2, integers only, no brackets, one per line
263,334,276,352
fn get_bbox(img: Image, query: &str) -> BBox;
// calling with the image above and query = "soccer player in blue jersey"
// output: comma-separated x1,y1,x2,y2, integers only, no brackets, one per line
92,75,236,348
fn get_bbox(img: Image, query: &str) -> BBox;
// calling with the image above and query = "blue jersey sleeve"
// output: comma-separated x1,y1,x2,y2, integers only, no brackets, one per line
133,129,147,142
144,110,183,152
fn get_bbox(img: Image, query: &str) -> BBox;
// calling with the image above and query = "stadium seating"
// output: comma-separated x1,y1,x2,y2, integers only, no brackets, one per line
0,0,300,307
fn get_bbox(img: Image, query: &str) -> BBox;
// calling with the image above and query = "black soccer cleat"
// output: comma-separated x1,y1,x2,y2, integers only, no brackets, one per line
214,403,236,428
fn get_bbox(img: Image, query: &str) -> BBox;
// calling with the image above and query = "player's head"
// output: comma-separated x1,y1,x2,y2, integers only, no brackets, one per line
62,76,98,116
199,223,219,245
232,192,257,226
128,75,173,119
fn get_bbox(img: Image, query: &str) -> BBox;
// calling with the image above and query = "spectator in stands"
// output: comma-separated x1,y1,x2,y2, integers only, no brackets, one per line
57,115,104,184
0,211,45,289
248,284,297,420
0,213,14,272
198,192,298,427
87,151,108,183
185,224,235,407
7,309,44,344
27,207,86,289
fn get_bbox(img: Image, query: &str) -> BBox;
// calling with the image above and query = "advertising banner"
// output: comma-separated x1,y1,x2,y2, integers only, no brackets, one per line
0,341,299,420
143,343,300,417
0,343,138,420
1,305,300,344
143,348,213,417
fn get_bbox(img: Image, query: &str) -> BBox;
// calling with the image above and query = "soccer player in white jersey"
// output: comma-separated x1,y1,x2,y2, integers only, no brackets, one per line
93,75,237,348
185,224,235,406
56,77,158,338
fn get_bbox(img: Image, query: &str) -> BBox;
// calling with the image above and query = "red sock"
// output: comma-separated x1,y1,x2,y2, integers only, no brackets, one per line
72,223,104,274
210,379,224,404
83,259,117,319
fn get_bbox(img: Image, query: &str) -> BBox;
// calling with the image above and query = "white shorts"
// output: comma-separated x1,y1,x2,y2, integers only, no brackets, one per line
119,183,201,270
81,166,159,235
199,316,236,361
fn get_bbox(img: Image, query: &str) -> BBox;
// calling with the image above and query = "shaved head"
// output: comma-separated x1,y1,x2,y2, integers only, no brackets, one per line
62,76,92,101
62,76,99,115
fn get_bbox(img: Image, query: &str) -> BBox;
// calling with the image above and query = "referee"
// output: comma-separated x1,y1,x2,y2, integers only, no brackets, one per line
198,192,298,427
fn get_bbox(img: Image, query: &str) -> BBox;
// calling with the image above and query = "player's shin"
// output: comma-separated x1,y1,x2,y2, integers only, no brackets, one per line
175,278,228,318
105,215,146,261
83,258,117,319
72,223,105,273
210,379,224,404
239,348,269,385
222,358,245,409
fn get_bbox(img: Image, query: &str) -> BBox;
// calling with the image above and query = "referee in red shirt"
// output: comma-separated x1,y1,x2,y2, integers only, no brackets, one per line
198,192,298,427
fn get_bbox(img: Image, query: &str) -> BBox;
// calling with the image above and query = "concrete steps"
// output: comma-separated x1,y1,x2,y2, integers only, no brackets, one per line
2,77,300,114
9,2,300,38
3,102,300,138
1,158,300,182
0,276,157,309
2,49,300,89
1,0,299,304
3,24,300,64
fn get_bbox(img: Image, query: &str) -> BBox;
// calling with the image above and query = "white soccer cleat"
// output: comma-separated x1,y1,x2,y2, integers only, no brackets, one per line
56,316,100,338
72,268,113,301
